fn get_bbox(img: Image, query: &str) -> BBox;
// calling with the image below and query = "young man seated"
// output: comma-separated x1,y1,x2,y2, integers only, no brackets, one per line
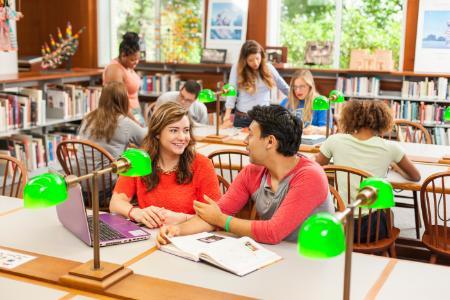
155,80,208,125
156,105,334,245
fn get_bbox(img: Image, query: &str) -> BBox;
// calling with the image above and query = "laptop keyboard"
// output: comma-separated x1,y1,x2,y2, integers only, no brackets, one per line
87,217,126,241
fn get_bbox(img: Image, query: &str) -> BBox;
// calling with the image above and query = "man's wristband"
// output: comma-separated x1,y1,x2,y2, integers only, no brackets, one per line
225,216,233,232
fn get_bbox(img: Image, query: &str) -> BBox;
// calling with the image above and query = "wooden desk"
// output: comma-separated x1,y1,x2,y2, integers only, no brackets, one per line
393,141,450,164
0,273,68,299
0,197,245,299
376,259,450,299
129,242,389,300
0,196,22,215
387,162,450,191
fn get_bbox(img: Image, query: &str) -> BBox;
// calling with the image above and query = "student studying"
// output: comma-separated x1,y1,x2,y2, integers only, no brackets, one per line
156,105,334,246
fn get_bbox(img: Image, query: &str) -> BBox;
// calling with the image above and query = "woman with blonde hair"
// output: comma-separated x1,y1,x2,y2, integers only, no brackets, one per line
280,70,330,135
222,40,289,128
110,101,221,228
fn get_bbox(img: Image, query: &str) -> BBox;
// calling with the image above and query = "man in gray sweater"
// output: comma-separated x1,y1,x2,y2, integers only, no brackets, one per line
155,80,209,124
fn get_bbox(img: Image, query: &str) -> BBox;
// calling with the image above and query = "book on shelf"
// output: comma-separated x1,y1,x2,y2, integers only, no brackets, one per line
160,232,282,276
401,77,450,100
336,76,380,97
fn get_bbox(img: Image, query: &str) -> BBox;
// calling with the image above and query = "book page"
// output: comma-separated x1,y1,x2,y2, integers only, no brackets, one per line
165,232,229,261
201,237,282,276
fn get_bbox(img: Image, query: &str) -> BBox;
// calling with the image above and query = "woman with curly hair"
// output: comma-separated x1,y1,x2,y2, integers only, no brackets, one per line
315,99,420,241
109,102,221,228
103,32,144,125
222,40,289,128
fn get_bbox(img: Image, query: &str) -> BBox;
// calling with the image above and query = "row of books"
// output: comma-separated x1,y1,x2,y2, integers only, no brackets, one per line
432,127,450,145
389,101,447,125
0,85,101,133
336,76,380,97
0,131,78,171
401,77,450,100
141,73,185,94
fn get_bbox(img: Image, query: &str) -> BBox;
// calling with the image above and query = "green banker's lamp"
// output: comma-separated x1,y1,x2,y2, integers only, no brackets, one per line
298,178,394,300
23,148,152,290
312,90,344,138
198,83,237,141
444,106,450,122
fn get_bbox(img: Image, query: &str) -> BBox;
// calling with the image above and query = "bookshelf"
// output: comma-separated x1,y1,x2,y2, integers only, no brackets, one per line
136,61,450,145
0,68,102,177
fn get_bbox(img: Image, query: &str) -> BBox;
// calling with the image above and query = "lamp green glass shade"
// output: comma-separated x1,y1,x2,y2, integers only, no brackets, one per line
118,148,152,177
298,212,346,259
329,90,344,103
359,177,394,209
444,106,450,122
23,173,68,208
198,89,216,103
312,95,330,111
221,83,237,96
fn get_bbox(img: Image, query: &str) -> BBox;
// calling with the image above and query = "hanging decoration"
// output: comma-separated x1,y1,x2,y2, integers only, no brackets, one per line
0,0,24,51
41,22,85,70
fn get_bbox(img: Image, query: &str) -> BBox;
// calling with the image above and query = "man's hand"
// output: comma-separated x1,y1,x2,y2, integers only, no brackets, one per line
156,225,181,248
193,195,224,226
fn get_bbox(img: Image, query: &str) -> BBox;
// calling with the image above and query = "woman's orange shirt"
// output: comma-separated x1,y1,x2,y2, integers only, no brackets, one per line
113,153,221,214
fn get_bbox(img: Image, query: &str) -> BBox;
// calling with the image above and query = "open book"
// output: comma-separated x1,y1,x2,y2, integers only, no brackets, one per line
160,232,282,276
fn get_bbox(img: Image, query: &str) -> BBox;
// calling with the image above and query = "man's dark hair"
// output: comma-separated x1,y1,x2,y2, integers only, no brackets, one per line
119,32,140,56
182,80,201,98
247,105,303,156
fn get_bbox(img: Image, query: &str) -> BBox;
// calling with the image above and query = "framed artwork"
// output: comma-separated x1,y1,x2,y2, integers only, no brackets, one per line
414,0,450,73
265,46,287,64
205,0,249,63
200,48,227,64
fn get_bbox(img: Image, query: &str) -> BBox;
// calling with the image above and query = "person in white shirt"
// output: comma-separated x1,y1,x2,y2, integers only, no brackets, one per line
315,99,420,242
155,80,208,125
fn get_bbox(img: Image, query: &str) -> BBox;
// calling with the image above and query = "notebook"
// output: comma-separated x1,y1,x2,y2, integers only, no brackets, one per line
56,184,150,247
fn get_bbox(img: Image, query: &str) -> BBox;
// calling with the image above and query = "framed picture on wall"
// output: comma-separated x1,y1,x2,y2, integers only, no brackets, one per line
205,0,249,63
414,0,450,73
265,46,288,64
200,48,227,64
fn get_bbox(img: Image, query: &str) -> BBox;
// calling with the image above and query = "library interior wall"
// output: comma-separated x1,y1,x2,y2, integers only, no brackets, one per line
16,0,418,72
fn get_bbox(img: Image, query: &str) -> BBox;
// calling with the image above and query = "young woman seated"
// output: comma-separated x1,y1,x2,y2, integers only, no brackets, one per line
280,70,332,135
109,101,221,228
315,99,420,242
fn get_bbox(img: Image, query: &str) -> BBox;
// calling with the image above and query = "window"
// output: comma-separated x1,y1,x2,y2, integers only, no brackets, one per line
277,0,403,69
107,0,203,63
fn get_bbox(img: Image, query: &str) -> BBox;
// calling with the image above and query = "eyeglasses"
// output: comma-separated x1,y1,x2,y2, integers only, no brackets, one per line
293,85,308,91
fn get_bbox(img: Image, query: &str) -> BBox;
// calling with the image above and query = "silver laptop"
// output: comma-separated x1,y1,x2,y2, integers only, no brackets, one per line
56,184,150,246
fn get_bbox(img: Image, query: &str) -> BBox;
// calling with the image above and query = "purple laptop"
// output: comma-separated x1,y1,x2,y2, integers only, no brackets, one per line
56,184,150,247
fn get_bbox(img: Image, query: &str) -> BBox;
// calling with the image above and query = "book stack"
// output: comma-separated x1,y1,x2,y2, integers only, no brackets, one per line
18,56,43,72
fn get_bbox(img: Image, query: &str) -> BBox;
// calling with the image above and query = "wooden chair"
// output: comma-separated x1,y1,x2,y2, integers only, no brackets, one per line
208,149,249,184
323,165,399,257
385,119,430,239
57,140,115,211
388,119,432,144
217,174,230,196
330,185,346,212
0,154,28,198
420,171,450,264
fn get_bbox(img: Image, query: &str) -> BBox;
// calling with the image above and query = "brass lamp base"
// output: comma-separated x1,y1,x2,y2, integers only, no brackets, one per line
59,260,133,291
204,134,227,142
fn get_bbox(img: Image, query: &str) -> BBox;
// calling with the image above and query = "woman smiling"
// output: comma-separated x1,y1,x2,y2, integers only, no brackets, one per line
109,102,221,228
